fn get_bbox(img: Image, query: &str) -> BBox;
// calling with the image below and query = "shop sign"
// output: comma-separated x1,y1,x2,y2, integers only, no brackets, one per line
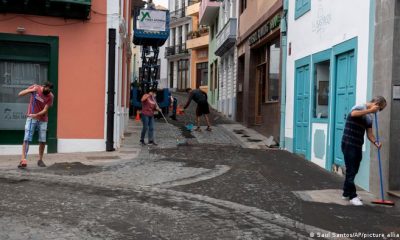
249,13,281,46
0,103,27,130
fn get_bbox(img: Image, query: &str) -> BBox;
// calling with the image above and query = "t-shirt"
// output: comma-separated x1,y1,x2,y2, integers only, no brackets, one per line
184,89,207,109
341,104,373,148
141,95,156,117
27,85,54,122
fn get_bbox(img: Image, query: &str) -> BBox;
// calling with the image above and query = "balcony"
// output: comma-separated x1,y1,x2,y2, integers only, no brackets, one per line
165,43,189,58
186,1,200,17
0,0,91,20
199,0,220,25
170,7,186,21
215,18,237,56
186,28,209,49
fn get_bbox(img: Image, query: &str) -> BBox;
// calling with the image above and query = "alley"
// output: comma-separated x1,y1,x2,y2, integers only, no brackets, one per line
0,97,399,239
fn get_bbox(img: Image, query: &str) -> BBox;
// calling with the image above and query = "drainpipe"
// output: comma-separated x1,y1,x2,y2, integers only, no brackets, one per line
279,0,288,149
106,29,116,151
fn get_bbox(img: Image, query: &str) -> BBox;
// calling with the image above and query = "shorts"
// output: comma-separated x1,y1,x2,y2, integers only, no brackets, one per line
196,101,210,116
24,117,48,143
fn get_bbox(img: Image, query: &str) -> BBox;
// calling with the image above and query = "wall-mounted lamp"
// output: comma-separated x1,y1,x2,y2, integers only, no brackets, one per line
16,26,25,34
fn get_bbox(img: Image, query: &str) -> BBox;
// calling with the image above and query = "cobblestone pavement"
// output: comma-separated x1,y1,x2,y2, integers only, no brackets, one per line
0,95,399,239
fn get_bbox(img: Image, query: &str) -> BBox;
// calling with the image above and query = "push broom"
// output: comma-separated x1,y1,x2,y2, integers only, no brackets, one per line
155,102,189,146
371,112,395,206
19,92,36,168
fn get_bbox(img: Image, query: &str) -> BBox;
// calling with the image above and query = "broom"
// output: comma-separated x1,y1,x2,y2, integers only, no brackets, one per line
371,112,395,206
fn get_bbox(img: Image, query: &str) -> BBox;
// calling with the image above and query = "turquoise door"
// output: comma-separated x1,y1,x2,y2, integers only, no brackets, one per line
333,51,356,166
294,65,310,157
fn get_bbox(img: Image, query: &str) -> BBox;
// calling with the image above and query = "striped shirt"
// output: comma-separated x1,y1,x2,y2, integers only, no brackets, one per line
341,105,373,148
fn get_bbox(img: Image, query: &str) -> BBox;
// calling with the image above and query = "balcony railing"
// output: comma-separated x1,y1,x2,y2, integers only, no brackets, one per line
188,0,200,6
215,18,237,56
165,43,189,57
187,27,209,40
170,7,186,20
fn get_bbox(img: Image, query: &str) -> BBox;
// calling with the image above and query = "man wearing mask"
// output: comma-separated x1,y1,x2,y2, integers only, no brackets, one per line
18,82,54,168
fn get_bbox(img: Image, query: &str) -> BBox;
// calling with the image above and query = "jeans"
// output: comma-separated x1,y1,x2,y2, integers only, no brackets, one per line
342,143,362,199
141,115,154,142
24,117,48,142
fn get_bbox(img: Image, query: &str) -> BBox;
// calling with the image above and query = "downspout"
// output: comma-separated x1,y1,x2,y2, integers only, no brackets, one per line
106,28,116,152
279,0,288,149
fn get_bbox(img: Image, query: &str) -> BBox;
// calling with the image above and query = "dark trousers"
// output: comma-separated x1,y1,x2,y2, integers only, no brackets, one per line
342,143,363,199
166,97,177,116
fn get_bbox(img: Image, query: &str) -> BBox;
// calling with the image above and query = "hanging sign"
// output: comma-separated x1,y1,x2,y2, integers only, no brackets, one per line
137,9,167,32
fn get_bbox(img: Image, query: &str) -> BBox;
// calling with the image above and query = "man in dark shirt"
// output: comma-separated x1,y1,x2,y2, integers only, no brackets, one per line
183,88,212,132
341,96,386,206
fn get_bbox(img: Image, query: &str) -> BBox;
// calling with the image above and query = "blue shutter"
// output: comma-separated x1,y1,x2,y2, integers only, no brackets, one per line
295,0,311,19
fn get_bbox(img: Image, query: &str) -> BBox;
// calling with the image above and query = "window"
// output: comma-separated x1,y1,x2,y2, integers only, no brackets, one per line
196,62,208,87
0,61,48,130
295,0,311,19
313,61,330,119
240,0,247,14
266,38,280,102
178,59,189,90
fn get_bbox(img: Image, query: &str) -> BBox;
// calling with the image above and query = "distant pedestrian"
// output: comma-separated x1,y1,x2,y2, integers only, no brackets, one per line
18,82,54,168
341,96,387,206
183,88,211,132
140,89,160,146
168,91,178,121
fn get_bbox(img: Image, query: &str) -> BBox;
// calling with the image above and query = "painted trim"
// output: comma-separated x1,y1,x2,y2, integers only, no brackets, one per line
294,0,311,20
293,55,311,158
57,139,106,153
0,145,45,155
310,49,331,125
326,37,358,170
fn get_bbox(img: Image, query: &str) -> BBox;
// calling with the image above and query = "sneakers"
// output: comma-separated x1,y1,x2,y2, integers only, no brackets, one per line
18,159,27,169
349,197,363,206
169,115,177,121
37,160,46,167
342,196,362,201
148,141,158,146
194,127,202,132
206,126,212,131
140,140,146,146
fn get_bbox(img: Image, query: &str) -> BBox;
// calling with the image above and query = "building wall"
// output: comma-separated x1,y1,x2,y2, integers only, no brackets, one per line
0,1,107,154
373,0,400,197
0,0,132,153
238,0,279,39
285,0,372,189
190,47,209,89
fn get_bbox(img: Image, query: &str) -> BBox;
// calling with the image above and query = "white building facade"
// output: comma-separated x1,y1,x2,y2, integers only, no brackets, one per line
166,0,193,91
215,0,237,120
284,0,374,190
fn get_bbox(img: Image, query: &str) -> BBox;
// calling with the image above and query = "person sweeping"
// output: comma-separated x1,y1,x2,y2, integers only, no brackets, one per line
140,89,160,146
341,96,386,206
18,82,54,168
183,88,212,132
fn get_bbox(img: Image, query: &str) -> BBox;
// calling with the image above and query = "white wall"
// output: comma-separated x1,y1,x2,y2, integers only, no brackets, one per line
285,0,371,140
158,44,169,89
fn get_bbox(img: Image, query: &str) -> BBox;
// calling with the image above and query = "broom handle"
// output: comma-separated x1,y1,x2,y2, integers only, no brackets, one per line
374,112,385,201
25,92,36,157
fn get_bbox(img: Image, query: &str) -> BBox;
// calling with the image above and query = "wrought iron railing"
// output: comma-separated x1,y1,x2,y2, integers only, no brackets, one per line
165,43,189,57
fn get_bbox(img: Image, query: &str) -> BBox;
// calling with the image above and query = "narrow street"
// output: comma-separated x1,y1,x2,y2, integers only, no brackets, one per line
0,96,399,239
